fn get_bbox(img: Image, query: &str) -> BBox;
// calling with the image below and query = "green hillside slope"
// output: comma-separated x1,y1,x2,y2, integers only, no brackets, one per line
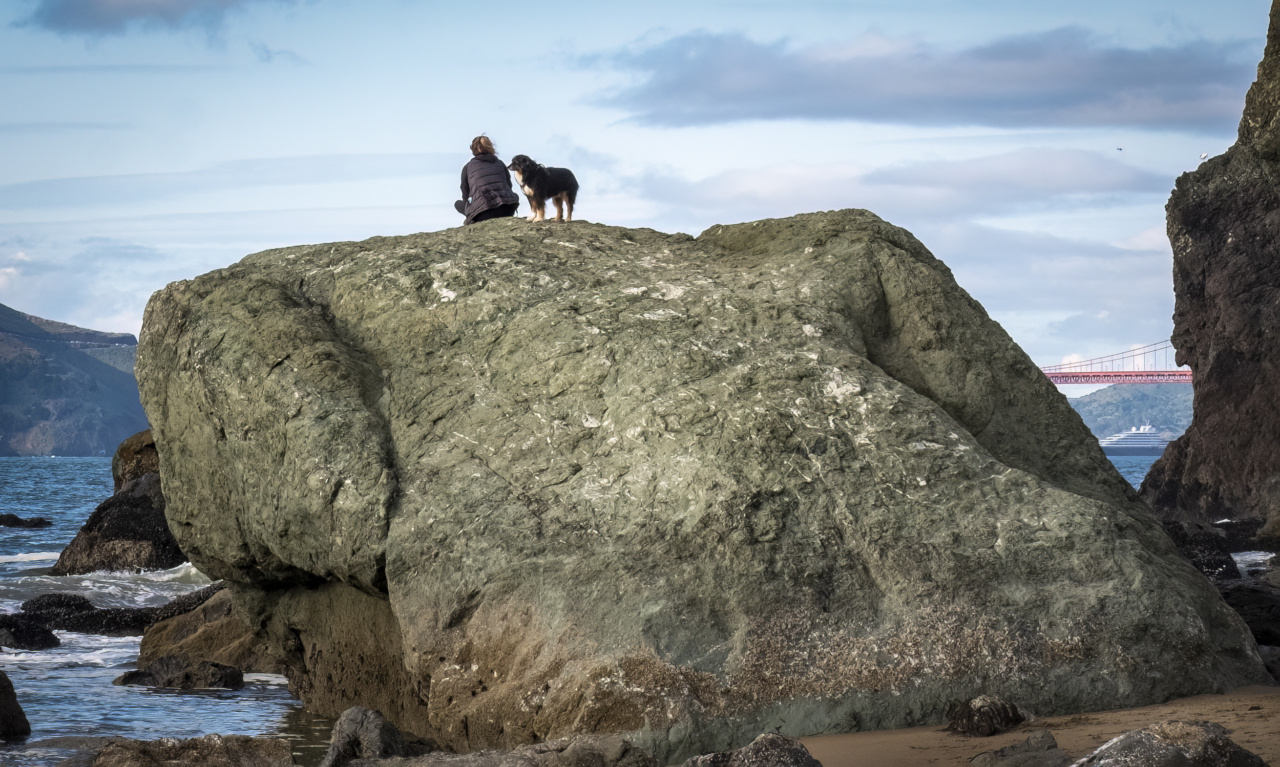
1068,383,1193,439
0,303,147,455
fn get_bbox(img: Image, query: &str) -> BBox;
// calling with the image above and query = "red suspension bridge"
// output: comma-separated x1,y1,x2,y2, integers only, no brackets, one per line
1040,340,1192,385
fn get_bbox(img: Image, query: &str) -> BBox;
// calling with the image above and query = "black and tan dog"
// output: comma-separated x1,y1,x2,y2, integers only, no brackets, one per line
507,154,578,222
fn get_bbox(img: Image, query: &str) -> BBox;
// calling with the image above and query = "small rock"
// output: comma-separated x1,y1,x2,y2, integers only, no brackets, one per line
946,695,1030,737
0,613,60,650
88,732,293,766
0,669,31,740
20,592,96,618
970,730,1070,767
113,654,244,690
318,706,421,767
0,513,52,528
683,734,822,767
1074,720,1266,766
17,584,224,636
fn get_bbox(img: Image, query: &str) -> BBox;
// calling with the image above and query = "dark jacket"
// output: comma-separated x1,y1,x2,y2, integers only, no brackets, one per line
460,154,519,222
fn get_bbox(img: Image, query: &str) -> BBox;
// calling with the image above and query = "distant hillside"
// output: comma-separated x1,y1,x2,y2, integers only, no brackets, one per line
0,303,147,456
1068,383,1193,440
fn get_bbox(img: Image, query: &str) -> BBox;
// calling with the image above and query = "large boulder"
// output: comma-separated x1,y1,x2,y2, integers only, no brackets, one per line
135,211,1267,762
1140,0,1280,539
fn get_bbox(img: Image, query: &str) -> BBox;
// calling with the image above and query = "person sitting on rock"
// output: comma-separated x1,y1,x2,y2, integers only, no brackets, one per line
454,135,520,225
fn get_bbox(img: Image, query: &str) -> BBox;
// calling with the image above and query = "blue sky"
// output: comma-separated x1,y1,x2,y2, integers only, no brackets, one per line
0,0,1271,393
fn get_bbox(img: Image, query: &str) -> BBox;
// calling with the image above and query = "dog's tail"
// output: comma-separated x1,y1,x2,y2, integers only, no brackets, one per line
566,172,580,208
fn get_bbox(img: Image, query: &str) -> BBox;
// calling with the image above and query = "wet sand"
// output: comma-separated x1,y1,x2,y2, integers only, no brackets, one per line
800,685,1280,766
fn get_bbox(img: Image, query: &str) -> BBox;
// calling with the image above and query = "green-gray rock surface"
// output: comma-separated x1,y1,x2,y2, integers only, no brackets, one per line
136,211,1267,762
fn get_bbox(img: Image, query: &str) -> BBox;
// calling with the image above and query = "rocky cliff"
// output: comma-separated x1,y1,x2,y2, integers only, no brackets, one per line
136,211,1267,761
0,302,147,455
1140,1,1280,538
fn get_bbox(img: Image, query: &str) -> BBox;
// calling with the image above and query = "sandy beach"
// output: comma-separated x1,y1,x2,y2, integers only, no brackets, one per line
801,684,1280,766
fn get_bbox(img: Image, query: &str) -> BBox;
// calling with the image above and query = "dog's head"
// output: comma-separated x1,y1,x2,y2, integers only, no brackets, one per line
507,155,536,174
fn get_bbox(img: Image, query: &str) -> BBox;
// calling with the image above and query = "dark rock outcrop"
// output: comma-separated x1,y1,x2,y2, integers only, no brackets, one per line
318,707,425,767
136,211,1268,761
82,733,293,766
1073,720,1266,766
0,513,51,528
1160,521,1243,581
0,613,60,650
682,734,821,767
138,587,279,672
945,695,1030,737
1141,2,1280,539
970,731,1071,767
113,654,244,690
1217,580,1280,647
112,429,158,492
49,470,184,576
16,583,223,636
0,669,31,740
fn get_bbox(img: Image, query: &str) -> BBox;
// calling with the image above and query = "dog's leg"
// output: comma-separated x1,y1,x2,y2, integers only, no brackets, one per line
526,196,539,222
532,198,546,222
565,195,574,222
553,194,565,222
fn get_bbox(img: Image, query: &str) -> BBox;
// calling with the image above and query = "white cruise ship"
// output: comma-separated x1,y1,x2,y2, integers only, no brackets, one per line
1098,424,1170,457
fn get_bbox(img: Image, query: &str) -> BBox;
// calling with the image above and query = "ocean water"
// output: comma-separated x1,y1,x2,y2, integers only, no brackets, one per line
1107,454,1160,490
0,457,333,766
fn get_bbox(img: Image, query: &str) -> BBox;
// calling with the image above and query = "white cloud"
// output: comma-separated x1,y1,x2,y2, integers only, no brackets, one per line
623,148,1169,231
1114,226,1170,251
0,153,456,211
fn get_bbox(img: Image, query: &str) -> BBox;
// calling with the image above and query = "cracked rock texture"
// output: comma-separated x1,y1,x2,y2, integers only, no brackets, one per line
136,210,1267,762
1141,0,1280,537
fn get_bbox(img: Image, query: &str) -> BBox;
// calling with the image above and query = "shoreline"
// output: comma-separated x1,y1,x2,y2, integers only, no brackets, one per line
801,684,1280,766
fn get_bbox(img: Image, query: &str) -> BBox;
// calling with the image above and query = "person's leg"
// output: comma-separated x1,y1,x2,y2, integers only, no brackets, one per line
471,203,518,224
